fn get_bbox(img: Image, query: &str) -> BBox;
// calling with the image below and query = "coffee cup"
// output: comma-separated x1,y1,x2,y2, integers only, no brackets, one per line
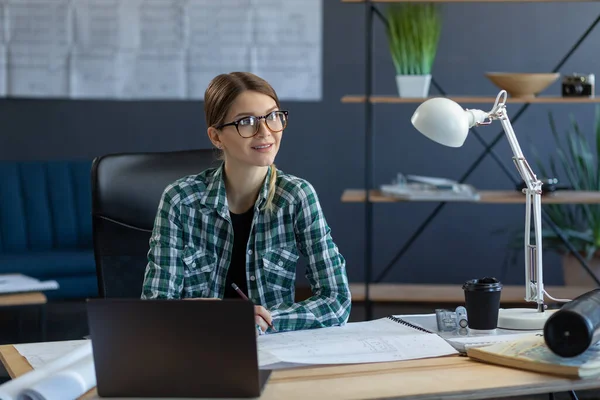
462,277,503,330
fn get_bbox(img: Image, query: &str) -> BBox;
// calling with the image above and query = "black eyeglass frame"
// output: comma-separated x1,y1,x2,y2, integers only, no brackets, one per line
215,110,289,138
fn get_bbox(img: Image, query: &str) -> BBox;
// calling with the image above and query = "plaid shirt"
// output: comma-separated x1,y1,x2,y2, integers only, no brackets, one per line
141,164,351,332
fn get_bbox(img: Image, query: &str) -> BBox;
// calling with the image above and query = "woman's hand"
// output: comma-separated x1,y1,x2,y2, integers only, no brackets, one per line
254,305,273,332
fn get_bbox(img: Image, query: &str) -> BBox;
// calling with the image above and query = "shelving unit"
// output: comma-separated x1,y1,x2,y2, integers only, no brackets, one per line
342,190,600,204
342,0,600,319
342,95,600,104
342,0,595,3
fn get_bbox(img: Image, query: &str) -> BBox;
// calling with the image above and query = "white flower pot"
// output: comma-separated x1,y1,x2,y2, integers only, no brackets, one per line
395,74,432,98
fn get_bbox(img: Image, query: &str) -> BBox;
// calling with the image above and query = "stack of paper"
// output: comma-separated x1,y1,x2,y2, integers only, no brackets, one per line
0,274,59,295
0,341,95,400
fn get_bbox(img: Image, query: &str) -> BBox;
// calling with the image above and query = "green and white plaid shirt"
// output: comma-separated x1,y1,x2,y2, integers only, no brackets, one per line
141,164,351,332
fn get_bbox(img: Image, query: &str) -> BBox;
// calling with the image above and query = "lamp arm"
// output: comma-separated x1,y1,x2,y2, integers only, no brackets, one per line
497,111,545,311
469,90,545,311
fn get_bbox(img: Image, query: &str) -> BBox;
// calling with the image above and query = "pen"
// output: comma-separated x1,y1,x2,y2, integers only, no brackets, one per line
231,283,277,332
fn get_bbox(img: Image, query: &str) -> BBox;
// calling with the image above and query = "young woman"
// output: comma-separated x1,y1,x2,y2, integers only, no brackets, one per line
141,72,351,333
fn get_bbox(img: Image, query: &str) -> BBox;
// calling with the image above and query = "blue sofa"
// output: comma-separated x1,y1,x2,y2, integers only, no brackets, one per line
0,160,98,299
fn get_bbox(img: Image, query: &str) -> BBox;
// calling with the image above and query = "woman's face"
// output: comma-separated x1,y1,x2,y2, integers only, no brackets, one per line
212,90,285,169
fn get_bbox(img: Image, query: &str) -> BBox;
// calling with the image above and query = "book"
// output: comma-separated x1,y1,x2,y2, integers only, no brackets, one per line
466,334,600,379
257,316,457,368
0,274,59,295
380,174,480,201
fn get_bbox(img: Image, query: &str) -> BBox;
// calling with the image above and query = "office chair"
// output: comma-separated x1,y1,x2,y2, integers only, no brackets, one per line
91,149,218,298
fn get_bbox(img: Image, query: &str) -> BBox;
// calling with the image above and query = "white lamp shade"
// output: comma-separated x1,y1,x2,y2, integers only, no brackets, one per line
410,97,470,148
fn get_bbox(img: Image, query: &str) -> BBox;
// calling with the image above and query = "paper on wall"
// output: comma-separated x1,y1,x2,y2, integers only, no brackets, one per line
250,0,322,101
122,0,187,99
0,1,6,97
0,44,6,98
5,0,71,98
3,0,322,101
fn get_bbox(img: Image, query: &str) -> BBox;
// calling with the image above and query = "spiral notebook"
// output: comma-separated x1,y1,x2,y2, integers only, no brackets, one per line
257,315,458,367
394,313,540,353
386,315,435,333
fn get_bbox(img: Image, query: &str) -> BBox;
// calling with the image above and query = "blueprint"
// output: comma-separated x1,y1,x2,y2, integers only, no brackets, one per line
257,317,457,366
0,0,322,100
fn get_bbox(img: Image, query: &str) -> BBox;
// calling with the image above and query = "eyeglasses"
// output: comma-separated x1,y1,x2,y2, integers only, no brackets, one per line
215,110,288,138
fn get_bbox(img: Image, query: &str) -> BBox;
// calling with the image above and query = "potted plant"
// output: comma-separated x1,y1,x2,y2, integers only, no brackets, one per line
385,3,442,98
528,106,600,286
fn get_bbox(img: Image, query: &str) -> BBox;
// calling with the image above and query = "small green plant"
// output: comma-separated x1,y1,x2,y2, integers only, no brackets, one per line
385,3,442,76
528,106,600,259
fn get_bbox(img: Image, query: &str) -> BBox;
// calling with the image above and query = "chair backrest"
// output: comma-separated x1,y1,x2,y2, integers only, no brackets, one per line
91,150,218,298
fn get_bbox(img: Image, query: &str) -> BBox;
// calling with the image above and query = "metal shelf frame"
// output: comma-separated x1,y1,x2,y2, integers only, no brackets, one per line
352,0,600,319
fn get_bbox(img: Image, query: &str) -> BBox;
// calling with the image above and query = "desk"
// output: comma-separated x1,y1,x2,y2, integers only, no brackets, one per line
0,292,47,342
0,292,46,307
2,344,600,399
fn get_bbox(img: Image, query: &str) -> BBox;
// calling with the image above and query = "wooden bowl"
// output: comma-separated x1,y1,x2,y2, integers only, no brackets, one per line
485,73,560,98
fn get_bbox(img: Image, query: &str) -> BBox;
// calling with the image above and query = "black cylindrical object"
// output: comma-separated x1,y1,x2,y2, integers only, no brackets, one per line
544,288,600,357
462,277,503,330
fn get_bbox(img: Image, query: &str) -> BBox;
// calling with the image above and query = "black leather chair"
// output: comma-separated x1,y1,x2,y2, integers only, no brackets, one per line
91,149,218,298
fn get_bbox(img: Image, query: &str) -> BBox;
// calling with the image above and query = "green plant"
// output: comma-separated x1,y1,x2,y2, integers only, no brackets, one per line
528,106,600,260
385,3,442,76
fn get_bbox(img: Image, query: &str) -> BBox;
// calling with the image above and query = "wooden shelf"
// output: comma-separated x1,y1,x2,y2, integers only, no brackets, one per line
342,0,596,3
342,189,600,204
341,95,600,104
349,283,592,304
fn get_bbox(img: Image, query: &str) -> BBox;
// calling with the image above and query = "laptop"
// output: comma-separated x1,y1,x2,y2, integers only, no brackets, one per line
86,298,272,398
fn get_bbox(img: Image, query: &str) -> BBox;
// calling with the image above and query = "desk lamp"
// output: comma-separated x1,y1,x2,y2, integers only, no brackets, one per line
411,90,549,330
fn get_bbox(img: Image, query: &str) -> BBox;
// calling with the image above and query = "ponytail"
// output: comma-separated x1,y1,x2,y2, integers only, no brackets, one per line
263,164,277,213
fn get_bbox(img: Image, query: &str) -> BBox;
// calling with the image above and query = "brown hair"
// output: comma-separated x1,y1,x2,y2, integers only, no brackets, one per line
204,72,280,213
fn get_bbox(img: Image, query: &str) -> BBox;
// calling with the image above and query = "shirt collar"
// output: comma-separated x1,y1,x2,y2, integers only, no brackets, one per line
202,163,272,218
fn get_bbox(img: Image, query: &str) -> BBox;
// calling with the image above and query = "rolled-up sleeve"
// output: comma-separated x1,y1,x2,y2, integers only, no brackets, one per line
269,181,351,331
141,185,185,299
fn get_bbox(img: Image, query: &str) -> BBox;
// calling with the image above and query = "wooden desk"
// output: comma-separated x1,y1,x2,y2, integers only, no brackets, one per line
0,292,47,307
2,344,600,399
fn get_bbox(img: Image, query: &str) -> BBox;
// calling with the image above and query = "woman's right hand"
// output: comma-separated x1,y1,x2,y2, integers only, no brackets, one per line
254,305,273,333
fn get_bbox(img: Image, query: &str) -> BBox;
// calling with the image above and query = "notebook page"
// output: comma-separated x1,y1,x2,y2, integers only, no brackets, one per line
257,317,457,365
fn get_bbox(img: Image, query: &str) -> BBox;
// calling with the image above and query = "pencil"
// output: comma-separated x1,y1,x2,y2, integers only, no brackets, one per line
231,283,277,332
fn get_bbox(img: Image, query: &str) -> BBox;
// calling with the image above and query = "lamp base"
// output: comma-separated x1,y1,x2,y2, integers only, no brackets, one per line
497,308,553,330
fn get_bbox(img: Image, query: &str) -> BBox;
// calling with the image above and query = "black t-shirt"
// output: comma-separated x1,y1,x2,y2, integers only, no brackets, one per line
223,206,254,299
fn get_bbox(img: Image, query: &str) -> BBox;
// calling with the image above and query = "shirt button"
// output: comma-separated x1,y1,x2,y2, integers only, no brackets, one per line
278,261,283,266
192,262,196,267
248,250,253,255
250,276,256,281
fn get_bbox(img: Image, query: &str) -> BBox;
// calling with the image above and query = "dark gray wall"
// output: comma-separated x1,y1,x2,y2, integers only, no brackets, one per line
1,2,599,287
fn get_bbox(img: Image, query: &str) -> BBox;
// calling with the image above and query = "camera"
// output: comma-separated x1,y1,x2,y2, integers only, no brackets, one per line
562,73,595,97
